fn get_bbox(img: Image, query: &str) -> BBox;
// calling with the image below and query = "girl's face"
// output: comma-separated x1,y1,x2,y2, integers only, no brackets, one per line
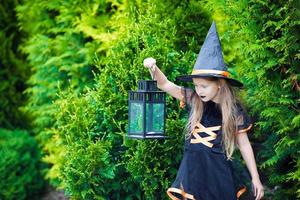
193,78,220,103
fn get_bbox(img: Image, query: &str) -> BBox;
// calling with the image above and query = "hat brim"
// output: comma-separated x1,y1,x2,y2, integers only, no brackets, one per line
176,74,244,88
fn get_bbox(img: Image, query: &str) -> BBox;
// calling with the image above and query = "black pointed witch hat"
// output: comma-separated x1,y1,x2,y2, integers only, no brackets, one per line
176,21,243,88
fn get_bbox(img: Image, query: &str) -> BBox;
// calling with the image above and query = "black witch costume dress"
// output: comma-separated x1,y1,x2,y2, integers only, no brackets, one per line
167,21,254,200
166,88,253,200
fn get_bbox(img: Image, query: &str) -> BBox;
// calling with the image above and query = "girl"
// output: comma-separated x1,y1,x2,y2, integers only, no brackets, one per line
143,22,264,200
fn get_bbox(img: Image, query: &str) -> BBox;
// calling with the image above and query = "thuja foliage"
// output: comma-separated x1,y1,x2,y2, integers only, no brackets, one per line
17,0,135,198
16,0,125,136
17,0,211,198
16,0,299,199
0,0,29,129
42,0,210,198
205,0,300,199
0,2,46,198
94,1,212,198
16,0,126,189
47,90,116,199
0,129,44,200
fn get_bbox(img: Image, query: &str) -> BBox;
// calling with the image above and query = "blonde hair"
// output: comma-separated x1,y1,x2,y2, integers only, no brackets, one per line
185,78,239,160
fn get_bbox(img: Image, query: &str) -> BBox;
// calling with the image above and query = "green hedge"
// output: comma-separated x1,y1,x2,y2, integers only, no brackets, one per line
16,0,121,189
13,0,299,199
97,2,210,198
0,0,29,129
0,129,44,200
50,91,115,199
17,0,211,198
205,0,300,199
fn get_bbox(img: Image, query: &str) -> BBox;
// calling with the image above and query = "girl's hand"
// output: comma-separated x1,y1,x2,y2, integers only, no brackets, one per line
252,178,264,200
143,57,156,70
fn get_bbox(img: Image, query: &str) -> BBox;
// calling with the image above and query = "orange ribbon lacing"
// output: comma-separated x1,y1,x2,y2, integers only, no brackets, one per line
190,122,221,148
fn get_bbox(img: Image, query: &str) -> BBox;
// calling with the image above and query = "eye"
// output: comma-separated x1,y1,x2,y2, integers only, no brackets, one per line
194,84,207,88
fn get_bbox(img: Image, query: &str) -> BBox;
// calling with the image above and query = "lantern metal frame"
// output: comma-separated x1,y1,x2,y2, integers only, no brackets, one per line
128,80,166,139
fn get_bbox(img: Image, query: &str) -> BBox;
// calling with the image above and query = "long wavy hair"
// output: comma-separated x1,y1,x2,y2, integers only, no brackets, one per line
185,77,239,160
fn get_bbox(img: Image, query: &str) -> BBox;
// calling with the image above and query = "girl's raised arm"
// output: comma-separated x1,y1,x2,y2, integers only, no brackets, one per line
143,57,184,100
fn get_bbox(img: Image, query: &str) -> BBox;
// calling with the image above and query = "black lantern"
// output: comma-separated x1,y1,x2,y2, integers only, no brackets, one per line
128,80,166,139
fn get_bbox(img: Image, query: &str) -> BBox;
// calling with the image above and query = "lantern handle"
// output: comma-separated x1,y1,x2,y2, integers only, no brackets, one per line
149,64,156,81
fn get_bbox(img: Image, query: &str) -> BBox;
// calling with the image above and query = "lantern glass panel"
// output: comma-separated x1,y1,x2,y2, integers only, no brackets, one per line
129,102,144,134
145,103,164,133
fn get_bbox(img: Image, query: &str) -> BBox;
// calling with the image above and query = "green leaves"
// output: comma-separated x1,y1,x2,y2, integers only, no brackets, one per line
209,0,300,199
7,0,298,199
0,129,45,200
0,0,29,129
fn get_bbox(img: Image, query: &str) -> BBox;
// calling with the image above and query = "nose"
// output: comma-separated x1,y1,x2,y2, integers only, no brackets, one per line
196,90,204,96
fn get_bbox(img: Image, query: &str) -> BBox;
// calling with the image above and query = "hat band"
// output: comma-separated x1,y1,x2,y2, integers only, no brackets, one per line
191,69,229,77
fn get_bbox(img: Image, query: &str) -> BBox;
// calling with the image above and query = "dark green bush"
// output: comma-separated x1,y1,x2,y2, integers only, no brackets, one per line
93,1,211,199
13,0,299,199
0,129,44,200
205,0,300,199
0,0,29,129
48,91,115,199
16,0,123,191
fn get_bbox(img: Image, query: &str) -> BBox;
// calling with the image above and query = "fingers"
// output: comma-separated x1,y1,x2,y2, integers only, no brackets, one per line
252,184,256,197
254,186,258,200
255,189,259,200
252,179,264,200
254,185,264,200
143,57,156,68
261,189,265,199
255,190,263,200
259,188,264,200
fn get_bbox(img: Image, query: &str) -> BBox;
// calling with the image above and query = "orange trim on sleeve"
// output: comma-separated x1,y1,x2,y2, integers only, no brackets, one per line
179,98,186,109
237,185,247,199
179,87,186,109
238,124,253,134
167,187,195,200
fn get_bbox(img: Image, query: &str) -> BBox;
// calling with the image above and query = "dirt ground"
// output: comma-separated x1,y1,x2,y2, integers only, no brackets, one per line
41,186,68,200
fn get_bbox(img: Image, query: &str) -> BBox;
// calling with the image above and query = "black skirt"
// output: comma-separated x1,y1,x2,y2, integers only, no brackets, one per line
167,140,247,200
167,101,252,200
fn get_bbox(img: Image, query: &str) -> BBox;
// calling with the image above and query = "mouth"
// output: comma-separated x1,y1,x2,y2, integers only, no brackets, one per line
200,96,206,98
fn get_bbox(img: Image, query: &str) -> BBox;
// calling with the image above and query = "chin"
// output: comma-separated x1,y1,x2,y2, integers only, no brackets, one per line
201,98,210,102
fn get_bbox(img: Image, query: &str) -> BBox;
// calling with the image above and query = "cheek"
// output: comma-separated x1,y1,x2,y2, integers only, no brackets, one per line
195,89,201,96
195,87,201,94
213,89,218,96
207,87,218,96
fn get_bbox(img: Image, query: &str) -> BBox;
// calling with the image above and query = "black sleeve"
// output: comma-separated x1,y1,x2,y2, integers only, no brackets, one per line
236,103,253,133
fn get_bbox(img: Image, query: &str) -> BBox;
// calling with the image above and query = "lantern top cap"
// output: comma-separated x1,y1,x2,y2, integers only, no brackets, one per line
138,80,158,91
